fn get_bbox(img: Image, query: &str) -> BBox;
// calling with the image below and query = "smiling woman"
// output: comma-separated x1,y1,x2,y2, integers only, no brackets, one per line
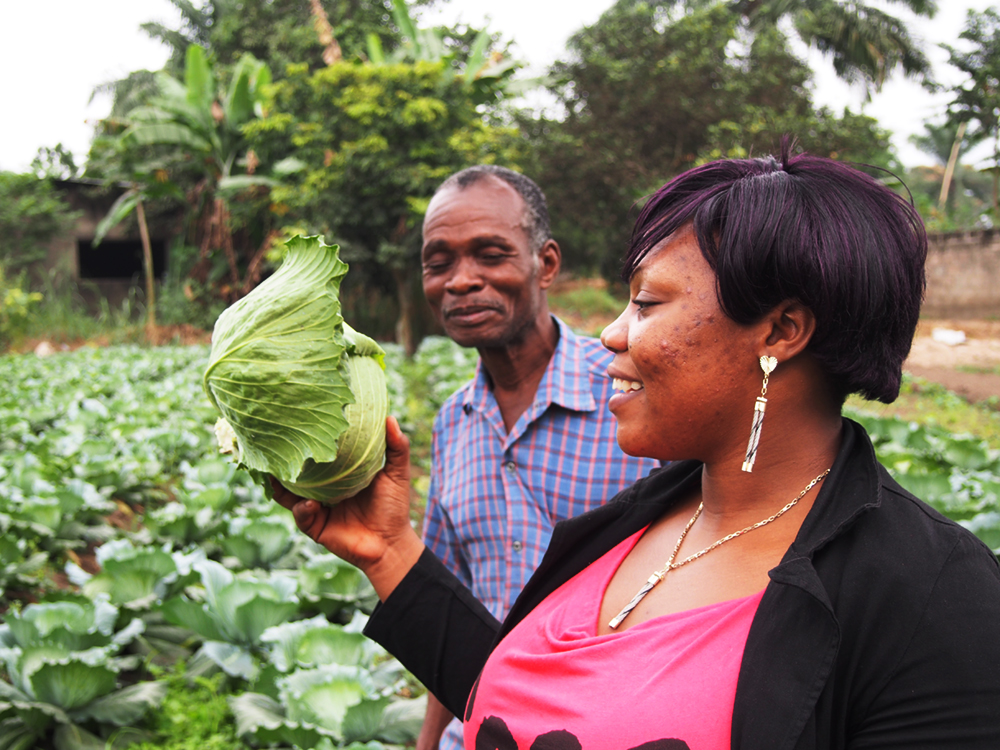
274,145,1000,750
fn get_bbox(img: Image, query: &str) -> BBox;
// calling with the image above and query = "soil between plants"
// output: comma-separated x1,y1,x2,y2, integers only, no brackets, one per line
907,320,1000,405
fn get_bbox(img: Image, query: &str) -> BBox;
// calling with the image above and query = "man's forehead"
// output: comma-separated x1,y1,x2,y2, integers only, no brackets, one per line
422,179,531,241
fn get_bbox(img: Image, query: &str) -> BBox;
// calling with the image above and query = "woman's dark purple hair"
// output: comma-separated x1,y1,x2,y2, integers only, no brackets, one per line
623,144,926,403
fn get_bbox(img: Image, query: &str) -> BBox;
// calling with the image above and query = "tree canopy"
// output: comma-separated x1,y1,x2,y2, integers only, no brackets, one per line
525,1,897,278
245,58,523,351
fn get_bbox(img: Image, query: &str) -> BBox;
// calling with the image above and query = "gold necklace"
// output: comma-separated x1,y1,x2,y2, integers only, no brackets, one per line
608,468,831,629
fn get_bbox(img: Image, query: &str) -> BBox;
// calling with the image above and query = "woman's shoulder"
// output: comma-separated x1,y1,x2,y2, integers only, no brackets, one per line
872,461,998,574
812,454,1000,626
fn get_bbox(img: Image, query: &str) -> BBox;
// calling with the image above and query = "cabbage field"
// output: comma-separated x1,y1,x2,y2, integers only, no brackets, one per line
0,342,998,749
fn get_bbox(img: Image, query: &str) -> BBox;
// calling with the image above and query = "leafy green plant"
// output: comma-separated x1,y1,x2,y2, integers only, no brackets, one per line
848,372,1000,449
0,533,48,603
67,540,203,612
145,458,243,547
294,545,377,620
130,670,244,750
0,596,165,749
160,559,298,681
229,613,423,748
217,514,298,570
1,469,117,559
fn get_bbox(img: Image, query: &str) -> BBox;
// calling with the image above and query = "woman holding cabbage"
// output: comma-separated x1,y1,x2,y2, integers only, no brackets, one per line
274,147,1000,749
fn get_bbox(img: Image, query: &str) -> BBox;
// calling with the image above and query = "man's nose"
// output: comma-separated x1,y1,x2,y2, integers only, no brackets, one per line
444,257,484,295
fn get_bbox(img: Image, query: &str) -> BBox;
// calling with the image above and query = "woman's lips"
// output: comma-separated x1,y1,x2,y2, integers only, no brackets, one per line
608,376,644,411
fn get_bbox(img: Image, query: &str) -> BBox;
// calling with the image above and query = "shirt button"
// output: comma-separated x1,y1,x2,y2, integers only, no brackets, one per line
512,541,523,552
505,461,516,474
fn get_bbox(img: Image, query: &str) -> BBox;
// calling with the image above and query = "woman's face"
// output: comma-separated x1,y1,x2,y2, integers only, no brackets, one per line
601,225,764,463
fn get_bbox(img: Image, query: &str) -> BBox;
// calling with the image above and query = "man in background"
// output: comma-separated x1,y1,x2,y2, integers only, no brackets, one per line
416,165,660,750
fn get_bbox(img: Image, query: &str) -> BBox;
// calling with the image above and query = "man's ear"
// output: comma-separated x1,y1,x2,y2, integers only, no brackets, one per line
762,300,816,361
538,240,561,289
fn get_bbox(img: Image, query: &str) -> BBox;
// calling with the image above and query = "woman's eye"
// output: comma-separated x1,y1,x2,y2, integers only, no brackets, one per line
632,298,654,310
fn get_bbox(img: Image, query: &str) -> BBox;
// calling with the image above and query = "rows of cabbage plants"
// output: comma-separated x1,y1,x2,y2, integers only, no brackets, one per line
0,342,997,749
0,341,477,750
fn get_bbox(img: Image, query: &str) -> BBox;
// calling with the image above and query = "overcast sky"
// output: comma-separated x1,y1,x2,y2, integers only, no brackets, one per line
1,0,997,173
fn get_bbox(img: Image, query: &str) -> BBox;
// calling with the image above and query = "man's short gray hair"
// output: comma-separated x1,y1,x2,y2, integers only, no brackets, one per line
435,165,552,252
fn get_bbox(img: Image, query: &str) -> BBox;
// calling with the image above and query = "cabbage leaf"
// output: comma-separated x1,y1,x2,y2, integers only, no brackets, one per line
203,235,387,503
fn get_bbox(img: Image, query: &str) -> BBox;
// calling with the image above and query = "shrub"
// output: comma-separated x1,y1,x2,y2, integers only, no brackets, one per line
0,263,42,351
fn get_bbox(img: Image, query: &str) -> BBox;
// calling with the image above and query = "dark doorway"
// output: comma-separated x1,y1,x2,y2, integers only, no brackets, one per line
77,238,166,279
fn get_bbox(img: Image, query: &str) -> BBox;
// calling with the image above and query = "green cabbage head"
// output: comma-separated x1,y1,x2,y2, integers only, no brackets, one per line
203,235,387,504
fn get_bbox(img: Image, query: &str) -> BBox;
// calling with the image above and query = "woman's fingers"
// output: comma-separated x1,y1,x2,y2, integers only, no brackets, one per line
382,415,411,485
291,498,330,542
268,415,412,553
270,477,299,511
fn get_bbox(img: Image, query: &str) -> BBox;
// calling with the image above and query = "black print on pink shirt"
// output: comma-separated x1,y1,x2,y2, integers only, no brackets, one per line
474,715,691,750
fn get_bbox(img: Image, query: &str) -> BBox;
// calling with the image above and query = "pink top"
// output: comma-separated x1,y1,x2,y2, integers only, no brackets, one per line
463,527,765,750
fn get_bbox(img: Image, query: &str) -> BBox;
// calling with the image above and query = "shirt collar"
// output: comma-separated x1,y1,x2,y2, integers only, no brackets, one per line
461,316,599,415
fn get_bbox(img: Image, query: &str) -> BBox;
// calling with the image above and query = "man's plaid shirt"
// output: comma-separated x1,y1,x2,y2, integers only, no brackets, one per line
422,316,661,621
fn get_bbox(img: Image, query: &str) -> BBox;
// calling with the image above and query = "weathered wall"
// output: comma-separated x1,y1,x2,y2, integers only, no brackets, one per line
925,230,1000,319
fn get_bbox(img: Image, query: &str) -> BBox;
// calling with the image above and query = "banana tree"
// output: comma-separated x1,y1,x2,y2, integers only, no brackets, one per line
110,44,279,302
93,173,183,338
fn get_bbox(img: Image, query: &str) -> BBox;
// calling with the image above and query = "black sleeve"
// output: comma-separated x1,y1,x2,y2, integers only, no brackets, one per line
851,533,1000,748
362,547,501,716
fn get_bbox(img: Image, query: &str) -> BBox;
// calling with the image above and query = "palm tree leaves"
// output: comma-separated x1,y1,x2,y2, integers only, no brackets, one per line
721,0,936,92
122,45,270,180
787,0,931,88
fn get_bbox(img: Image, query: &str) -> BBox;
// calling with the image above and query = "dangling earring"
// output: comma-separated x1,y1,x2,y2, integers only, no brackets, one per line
742,355,777,473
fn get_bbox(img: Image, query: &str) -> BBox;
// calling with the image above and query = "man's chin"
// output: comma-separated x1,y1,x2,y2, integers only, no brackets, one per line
443,323,506,350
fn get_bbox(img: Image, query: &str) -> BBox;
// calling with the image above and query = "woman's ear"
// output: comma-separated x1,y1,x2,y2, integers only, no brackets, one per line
762,300,816,361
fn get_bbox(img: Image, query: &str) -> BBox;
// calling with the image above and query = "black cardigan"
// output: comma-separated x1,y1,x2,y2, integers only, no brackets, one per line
365,419,1000,749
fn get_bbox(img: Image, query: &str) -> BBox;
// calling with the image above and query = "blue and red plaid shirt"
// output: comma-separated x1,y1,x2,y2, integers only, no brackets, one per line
422,316,661,622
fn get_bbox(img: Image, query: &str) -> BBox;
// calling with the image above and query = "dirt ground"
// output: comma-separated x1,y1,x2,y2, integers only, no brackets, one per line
907,320,1000,404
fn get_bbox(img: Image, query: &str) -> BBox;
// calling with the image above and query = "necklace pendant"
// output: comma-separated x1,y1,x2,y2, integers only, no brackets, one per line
608,572,663,630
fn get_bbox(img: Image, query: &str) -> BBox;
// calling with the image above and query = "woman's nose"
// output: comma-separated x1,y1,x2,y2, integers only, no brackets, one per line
601,308,629,353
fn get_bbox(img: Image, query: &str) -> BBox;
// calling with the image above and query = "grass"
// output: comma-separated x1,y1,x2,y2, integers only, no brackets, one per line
847,372,1000,449
548,283,627,320
957,363,1000,376
11,277,147,350
548,280,628,336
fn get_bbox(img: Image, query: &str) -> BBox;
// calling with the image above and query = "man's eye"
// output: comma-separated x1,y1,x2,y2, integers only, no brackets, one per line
423,259,451,272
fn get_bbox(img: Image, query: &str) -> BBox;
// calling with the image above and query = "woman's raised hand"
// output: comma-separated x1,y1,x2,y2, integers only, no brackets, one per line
271,416,425,601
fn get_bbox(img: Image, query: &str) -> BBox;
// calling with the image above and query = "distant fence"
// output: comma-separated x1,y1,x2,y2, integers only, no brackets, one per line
925,230,1000,319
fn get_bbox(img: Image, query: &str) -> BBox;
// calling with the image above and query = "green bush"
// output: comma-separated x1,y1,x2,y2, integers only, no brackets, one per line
0,171,80,278
0,263,42,350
